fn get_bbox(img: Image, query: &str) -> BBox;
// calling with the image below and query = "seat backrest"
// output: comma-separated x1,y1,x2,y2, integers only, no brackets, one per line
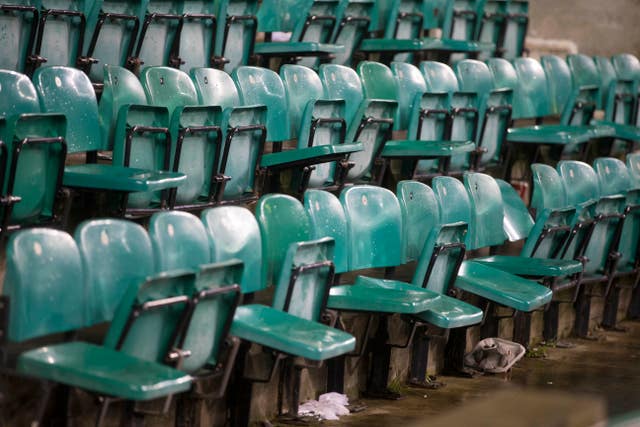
257,0,310,33
464,172,507,249
512,57,551,118
540,55,575,117
214,0,259,73
592,157,631,197
612,53,640,81
530,163,569,213
201,206,264,293
233,66,290,142
319,63,364,129
476,0,507,47
593,56,618,113
0,2,39,72
390,62,427,131
34,66,104,153
496,178,534,242
75,219,155,326
486,58,522,117
255,193,312,284
455,59,494,100
358,61,398,102
432,176,471,226
280,64,326,140
190,67,241,110
141,66,200,114
304,189,349,273
331,0,374,67
627,152,640,190
340,185,403,270
84,0,146,82
396,180,440,262
149,210,211,272
3,229,85,342
447,0,483,41
257,193,334,321
420,61,460,93
99,65,151,150
557,160,600,207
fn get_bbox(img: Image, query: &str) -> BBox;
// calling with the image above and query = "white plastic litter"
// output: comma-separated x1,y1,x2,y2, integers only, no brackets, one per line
297,392,350,420
464,337,526,373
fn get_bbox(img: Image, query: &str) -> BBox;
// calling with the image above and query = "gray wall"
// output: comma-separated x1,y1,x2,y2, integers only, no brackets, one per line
528,0,640,58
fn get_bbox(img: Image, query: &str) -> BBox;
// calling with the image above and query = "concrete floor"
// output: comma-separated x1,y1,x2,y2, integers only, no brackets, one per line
319,320,640,427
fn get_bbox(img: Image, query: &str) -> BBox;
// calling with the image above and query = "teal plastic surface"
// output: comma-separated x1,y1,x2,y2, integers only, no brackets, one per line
464,172,507,249
3,229,85,342
496,179,534,241
214,0,259,72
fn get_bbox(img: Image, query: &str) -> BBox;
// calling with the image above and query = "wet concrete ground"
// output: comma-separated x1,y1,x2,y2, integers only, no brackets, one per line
322,320,640,426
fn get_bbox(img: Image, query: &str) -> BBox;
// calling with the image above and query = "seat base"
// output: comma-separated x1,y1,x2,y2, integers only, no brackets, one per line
260,143,363,169
381,139,475,158
64,165,186,193
254,42,344,56
17,342,193,401
473,255,583,277
230,304,355,361
455,261,553,312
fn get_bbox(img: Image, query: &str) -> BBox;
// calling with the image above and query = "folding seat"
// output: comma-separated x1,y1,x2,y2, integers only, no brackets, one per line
200,204,355,424
133,0,183,69
626,152,640,319
442,0,497,61
252,0,344,69
140,66,232,209
0,0,39,72
212,0,259,72
190,67,267,203
0,70,67,236
419,60,480,175
34,66,185,217
233,66,362,195
25,0,91,75
329,0,374,67
501,0,528,59
174,0,218,71
592,157,640,329
280,64,354,191
359,61,475,181
82,0,146,84
475,0,507,60
454,59,513,176
486,58,602,181
611,53,640,126
565,54,640,153
2,226,198,425
432,174,567,346
356,0,485,65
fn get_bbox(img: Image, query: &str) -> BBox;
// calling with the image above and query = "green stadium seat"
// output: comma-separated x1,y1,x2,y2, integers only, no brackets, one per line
34,66,185,216
254,0,344,69
0,69,68,235
134,0,183,68
455,59,513,175
26,0,90,75
83,0,146,83
176,0,218,70
141,66,228,208
501,0,528,59
280,64,354,190
190,67,267,203
212,0,259,72
329,0,374,67
234,66,362,194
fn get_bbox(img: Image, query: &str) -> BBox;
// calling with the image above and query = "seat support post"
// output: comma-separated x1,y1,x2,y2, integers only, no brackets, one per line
364,315,397,399
409,326,430,384
573,286,592,338
601,286,621,329
628,284,640,319
326,356,346,393
512,311,531,348
543,301,560,342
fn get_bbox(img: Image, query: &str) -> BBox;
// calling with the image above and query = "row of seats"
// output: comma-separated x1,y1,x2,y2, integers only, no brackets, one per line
0,0,529,80
0,52,638,238
6,147,640,422
6,168,599,424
